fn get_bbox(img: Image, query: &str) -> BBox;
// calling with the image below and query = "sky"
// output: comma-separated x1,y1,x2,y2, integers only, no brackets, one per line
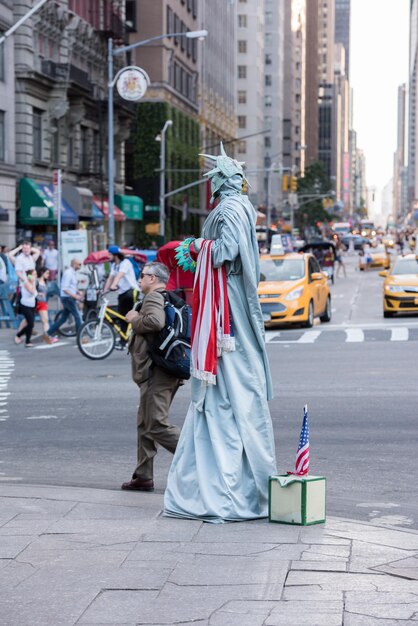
350,0,409,199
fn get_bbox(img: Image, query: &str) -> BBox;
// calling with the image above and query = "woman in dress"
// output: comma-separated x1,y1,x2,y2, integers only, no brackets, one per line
164,144,277,523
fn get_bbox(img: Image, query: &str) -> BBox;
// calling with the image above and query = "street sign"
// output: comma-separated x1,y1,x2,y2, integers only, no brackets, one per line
116,67,150,101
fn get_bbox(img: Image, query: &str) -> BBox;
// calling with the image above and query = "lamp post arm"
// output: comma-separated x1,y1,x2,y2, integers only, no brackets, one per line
0,0,50,46
114,33,192,56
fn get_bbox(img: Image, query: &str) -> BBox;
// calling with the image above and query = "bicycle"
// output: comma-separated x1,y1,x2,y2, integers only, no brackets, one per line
77,292,132,360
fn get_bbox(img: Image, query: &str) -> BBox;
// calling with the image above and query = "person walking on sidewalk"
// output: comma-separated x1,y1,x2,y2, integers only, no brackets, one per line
15,269,37,347
45,258,83,340
121,262,181,492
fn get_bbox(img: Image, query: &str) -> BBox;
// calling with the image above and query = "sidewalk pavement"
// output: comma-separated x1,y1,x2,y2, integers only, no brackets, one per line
1,484,418,626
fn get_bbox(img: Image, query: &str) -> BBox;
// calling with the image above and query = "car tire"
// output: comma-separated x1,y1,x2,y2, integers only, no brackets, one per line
320,296,332,323
383,311,394,318
304,301,314,328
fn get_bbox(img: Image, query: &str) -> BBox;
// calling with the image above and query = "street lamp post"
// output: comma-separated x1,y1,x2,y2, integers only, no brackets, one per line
159,120,173,241
107,29,208,245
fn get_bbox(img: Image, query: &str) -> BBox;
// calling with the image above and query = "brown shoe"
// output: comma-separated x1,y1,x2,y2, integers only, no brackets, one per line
42,333,53,345
121,477,154,491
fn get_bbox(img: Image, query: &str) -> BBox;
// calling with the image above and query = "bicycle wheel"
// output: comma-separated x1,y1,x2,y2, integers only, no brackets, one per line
77,320,115,360
54,311,77,337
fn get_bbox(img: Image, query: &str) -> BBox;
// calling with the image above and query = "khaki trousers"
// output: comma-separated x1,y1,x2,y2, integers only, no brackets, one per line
133,367,181,480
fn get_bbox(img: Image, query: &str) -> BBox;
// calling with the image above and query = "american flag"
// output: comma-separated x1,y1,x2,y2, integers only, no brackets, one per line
295,405,310,475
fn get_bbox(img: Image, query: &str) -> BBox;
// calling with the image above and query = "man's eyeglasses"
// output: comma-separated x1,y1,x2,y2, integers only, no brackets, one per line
140,272,155,279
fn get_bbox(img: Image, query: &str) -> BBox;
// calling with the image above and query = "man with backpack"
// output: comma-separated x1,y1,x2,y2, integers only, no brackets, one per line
122,262,185,492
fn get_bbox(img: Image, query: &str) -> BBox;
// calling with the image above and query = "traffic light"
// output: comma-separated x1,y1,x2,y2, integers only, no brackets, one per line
290,175,298,192
282,174,289,192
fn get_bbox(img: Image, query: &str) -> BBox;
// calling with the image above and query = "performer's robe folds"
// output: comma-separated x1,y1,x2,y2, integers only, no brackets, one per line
164,192,277,523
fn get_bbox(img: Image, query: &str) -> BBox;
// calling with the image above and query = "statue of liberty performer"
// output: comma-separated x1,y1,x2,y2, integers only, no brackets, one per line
164,143,277,523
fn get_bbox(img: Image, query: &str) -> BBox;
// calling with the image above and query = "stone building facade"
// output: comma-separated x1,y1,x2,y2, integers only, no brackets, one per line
0,0,16,247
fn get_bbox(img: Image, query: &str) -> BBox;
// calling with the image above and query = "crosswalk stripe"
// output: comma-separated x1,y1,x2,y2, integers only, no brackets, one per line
345,328,364,342
297,330,321,343
390,327,408,341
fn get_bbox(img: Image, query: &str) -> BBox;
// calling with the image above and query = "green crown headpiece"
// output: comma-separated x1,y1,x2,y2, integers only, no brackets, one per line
199,142,248,198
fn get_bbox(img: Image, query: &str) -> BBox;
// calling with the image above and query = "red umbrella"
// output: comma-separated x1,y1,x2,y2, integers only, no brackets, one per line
157,240,194,298
83,248,147,265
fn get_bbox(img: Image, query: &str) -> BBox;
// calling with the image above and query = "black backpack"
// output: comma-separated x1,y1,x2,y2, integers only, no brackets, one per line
146,290,192,380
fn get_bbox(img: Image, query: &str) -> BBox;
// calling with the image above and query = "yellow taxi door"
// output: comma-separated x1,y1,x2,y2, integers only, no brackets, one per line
308,256,326,314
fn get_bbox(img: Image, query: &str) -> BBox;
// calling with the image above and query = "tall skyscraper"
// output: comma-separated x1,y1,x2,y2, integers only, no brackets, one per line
408,0,418,212
334,0,350,78
393,83,407,221
263,0,285,213
236,0,265,206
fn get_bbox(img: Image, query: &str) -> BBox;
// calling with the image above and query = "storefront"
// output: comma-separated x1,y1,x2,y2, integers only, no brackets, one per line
18,178,78,245
115,194,143,244
93,196,126,243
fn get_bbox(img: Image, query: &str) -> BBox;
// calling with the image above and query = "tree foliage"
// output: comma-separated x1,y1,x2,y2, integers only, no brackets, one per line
295,162,334,228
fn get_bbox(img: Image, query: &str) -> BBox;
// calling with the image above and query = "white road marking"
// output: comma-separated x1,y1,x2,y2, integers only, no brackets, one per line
297,330,321,343
345,328,364,342
390,327,408,341
0,351,13,423
26,415,60,420
0,477,22,481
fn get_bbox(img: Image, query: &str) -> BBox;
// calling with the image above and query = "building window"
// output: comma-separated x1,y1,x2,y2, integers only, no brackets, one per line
93,130,100,173
67,131,74,167
265,11,273,25
80,126,89,171
265,116,272,130
0,34,4,82
33,108,43,161
238,65,247,79
265,74,272,86
167,6,173,33
238,115,246,129
180,21,186,52
265,95,272,107
0,111,4,161
187,0,192,12
238,15,247,27
237,140,246,154
238,90,247,104
265,53,272,65
51,129,59,165
264,136,271,148
265,33,272,46
238,40,247,53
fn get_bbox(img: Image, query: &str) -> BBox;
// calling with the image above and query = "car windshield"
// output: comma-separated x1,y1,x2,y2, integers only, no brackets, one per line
260,258,305,281
392,259,418,275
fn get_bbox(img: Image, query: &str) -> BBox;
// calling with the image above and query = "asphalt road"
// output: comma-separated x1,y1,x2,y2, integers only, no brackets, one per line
2,252,418,529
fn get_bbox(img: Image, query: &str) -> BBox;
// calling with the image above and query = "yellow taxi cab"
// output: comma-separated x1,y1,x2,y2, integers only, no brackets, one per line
380,254,418,318
258,252,331,328
359,243,390,271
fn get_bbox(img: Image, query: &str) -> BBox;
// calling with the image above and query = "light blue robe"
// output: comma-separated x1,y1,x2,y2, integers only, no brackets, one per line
164,189,277,523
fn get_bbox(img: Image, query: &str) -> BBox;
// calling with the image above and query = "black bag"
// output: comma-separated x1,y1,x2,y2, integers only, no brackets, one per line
146,291,192,379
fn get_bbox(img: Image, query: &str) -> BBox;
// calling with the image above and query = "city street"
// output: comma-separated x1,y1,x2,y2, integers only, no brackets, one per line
1,254,418,529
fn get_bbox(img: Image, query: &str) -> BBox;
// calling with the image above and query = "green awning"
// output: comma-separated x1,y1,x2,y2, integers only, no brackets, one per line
115,194,143,220
19,178,78,225
19,178,54,225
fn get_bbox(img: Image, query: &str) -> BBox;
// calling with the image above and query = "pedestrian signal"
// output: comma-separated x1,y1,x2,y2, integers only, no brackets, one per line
290,176,298,192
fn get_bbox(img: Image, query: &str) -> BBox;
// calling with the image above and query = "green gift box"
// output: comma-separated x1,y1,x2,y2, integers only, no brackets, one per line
269,475,326,525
